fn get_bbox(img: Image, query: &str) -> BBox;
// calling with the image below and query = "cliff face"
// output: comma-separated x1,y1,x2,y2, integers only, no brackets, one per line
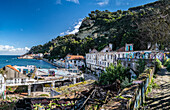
28,0,170,59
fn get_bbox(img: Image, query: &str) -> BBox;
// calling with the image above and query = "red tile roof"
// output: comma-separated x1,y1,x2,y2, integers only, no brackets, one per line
6,65,20,73
67,55,85,60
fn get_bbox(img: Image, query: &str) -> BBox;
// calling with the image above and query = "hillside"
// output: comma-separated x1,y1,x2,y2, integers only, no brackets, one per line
28,0,170,59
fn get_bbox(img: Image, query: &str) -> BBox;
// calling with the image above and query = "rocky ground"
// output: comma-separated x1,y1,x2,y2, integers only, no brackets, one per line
145,67,170,110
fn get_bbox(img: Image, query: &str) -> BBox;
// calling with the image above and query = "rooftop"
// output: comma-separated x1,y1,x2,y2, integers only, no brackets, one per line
66,55,85,60
6,65,20,73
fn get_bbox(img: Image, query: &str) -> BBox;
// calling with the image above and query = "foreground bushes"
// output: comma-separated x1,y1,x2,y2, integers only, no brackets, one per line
98,63,130,89
156,58,162,69
164,58,170,66
164,58,170,72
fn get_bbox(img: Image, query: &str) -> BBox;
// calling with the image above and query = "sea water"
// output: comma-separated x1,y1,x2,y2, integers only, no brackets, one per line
0,55,56,69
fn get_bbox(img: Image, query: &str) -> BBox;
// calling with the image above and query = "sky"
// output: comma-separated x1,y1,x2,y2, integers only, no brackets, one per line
0,0,158,55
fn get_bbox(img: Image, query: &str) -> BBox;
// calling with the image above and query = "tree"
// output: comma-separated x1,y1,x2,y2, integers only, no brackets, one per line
98,63,129,86
136,59,146,75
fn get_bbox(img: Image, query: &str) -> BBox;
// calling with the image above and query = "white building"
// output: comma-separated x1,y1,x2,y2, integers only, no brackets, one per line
13,65,35,75
86,43,156,76
86,43,118,71
18,54,34,59
33,53,44,59
3,65,35,86
0,72,6,99
65,55,85,68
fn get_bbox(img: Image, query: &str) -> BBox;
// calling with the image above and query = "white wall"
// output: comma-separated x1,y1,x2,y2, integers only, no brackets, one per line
0,74,6,98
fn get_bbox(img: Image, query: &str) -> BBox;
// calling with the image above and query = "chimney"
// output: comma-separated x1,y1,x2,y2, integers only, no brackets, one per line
147,42,151,49
109,43,112,50
89,49,91,53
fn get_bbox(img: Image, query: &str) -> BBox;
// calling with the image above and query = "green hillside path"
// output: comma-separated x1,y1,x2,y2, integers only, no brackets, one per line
146,67,170,110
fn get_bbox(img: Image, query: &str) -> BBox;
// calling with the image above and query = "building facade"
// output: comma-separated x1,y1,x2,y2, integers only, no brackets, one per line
0,73,6,99
65,55,85,68
3,65,32,86
86,43,166,76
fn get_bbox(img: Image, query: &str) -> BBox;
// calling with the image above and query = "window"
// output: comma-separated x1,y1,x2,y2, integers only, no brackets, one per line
21,79,24,83
126,46,129,51
130,46,132,51
15,72,16,78
128,64,131,67
115,55,117,61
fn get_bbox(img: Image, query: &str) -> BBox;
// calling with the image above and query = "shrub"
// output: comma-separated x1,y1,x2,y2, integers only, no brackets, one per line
98,63,129,86
136,59,146,74
164,58,170,67
120,77,131,89
39,94,49,97
167,64,170,72
156,58,162,69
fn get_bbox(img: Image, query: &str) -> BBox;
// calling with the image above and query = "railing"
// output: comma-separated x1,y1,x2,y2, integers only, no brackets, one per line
118,58,155,63
116,66,155,109
6,77,82,86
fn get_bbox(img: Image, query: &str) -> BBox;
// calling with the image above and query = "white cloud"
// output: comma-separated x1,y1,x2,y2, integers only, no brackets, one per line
55,0,79,5
60,32,65,36
0,45,30,55
66,0,79,4
97,0,109,6
60,20,82,35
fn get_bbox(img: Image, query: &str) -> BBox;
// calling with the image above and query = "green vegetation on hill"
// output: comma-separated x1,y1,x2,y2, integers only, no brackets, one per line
28,0,170,59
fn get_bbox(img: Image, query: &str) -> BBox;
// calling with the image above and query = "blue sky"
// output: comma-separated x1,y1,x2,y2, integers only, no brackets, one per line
0,0,158,55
